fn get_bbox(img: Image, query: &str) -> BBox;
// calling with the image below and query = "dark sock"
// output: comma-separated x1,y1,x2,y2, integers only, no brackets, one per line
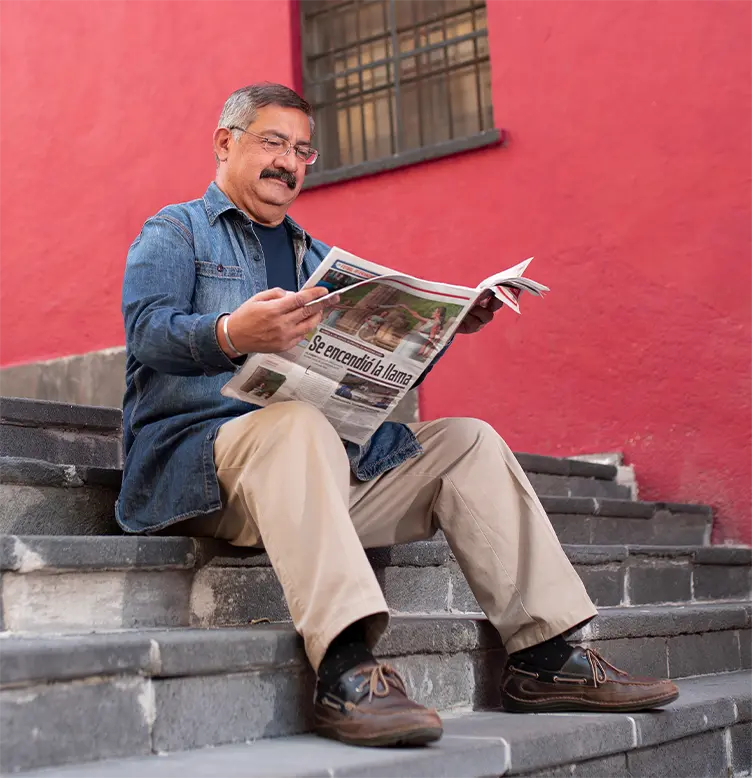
317,620,375,691
510,634,574,671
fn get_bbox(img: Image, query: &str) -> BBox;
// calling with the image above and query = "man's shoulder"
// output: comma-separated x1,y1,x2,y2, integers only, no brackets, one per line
148,196,208,231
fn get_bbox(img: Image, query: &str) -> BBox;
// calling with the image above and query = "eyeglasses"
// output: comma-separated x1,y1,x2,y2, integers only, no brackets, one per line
228,126,318,165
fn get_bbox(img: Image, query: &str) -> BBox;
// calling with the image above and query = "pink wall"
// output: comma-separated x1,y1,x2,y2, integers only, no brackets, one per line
0,0,297,363
1,1,749,543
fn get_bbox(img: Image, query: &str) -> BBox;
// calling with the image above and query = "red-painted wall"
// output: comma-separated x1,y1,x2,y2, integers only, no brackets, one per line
2,1,750,543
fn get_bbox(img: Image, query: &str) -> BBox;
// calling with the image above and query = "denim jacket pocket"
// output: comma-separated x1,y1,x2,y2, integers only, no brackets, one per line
193,261,246,312
195,261,244,280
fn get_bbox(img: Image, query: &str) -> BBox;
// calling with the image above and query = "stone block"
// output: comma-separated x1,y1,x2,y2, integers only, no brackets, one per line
626,728,727,777
0,423,121,467
448,565,481,612
627,561,692,605
693,564,752,601
0,396,122,429
516,453,569,475
730,721,752,775
447,710,635,774
632,687,736,747
667,630,741,678
582,603,749,641
694,546,752,565
378,566,451,613
388,652,477,711
549,515,592,544
566,544,628,565
368,540,452,568
0,482,120,536
567,460,618,480
47,730,511,778
2,570,191,632
0,632,156,687
0,534,195,572
741,630,752,670
190,566,289,627
541,496,597,514
591,515,708,546
0,676,151,772
597,499,655,518
575,564,624,606
155,625,303,677
585,636,668,678
378,615,499,656
152,668,313,751
527,754,630,777
570,479,632,501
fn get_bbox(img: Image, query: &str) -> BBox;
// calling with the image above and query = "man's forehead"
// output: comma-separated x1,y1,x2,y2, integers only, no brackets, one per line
251,105,311,142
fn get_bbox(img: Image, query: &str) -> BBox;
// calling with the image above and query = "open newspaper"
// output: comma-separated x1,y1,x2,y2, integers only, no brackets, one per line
221,248,548,444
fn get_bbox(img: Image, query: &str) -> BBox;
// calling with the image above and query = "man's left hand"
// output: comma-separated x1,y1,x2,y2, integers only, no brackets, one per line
456,295,504,335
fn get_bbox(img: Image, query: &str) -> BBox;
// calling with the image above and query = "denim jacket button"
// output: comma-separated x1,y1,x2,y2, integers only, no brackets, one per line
217,264,224,273
254,255,263,262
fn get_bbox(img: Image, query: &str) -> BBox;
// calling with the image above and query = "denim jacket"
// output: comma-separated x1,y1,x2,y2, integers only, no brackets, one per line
117,182,439,534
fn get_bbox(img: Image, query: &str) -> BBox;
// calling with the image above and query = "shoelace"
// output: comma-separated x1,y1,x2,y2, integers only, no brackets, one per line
585,647,630,687
354,664,407,702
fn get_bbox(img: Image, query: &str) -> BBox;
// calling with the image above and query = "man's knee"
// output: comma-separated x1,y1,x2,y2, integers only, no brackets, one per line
431,417,506,454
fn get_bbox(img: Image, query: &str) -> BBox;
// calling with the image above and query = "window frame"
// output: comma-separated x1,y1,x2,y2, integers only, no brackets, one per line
300,0,504,190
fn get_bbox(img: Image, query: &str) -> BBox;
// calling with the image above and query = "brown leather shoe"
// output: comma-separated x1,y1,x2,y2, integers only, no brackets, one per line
501,646,680,713
314,662,443,747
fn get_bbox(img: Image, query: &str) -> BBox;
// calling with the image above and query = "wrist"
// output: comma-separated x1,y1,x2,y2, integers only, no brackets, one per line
218,314,243,358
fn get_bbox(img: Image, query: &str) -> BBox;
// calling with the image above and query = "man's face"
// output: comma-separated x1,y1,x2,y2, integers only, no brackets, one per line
216,105,312,220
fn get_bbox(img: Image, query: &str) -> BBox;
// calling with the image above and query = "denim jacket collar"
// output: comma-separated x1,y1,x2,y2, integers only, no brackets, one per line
203,182,312,249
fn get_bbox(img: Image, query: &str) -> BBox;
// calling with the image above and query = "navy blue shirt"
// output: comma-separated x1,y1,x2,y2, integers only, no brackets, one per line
253,221,298,292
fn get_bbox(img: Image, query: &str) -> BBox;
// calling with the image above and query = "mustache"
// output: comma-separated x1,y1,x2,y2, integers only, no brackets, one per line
260,168,297,190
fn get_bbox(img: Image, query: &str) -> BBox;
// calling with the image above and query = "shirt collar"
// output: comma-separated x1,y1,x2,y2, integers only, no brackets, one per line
202,181,312,249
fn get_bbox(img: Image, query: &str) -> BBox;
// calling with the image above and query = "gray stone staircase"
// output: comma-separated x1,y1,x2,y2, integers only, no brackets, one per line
0,398,750,777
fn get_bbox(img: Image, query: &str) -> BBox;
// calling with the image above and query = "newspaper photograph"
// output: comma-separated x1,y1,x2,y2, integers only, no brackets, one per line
222,248,548,444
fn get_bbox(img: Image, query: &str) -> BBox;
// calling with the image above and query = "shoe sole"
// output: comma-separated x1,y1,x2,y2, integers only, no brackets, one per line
316,724,444,748
501,689,680,714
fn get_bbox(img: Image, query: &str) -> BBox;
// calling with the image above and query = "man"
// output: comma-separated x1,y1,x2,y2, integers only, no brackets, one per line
120,83,678,748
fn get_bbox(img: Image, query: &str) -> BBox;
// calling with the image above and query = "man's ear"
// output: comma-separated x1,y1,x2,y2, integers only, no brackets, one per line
213,127,233,163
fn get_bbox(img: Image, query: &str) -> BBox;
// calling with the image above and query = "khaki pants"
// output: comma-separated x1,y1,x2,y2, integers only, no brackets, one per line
180,401,597,670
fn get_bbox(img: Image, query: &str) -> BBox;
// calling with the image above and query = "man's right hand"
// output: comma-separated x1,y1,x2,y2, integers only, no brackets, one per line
218,287,335,356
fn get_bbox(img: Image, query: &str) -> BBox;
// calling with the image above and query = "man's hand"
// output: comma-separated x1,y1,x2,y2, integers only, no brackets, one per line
218,287,335,355
456,295,504,335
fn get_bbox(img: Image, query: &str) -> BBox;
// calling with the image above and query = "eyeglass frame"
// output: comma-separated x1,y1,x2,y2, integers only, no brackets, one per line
227,126,319,166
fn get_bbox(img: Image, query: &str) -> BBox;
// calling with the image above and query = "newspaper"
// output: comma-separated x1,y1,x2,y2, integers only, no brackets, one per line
221,247,549,444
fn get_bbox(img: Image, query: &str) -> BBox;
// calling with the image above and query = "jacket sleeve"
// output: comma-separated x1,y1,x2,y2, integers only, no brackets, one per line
411,338,454,389
122,215,239,376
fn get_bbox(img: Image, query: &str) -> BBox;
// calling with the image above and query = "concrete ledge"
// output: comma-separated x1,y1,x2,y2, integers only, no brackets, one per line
0,397,122,431
6,672,751,777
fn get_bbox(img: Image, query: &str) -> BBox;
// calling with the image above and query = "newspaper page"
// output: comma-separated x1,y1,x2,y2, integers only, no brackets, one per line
221,248,547,444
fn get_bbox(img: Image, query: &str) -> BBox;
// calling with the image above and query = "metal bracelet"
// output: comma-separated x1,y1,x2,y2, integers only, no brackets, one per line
222,315,243,357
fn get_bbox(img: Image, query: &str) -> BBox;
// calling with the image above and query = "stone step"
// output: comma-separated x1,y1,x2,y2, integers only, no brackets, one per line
14,672,752,778
1,608,749,773
3,535,746,632
0,456,704,544
0,399,122,468
1,400,629,501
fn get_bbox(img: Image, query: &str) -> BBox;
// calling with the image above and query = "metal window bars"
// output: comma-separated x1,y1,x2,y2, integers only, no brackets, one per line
301,0,493,173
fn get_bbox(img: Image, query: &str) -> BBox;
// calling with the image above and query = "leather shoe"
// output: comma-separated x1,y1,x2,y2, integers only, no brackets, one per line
314,662,443,747
501,646,680,713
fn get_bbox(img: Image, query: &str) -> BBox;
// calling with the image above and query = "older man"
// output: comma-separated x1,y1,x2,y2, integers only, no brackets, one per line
120,83,678,748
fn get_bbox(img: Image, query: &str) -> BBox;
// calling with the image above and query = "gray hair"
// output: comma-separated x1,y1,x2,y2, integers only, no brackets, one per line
217,82,315,141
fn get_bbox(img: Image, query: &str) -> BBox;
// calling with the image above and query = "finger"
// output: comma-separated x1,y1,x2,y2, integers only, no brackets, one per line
462,313,484,332
275,286,330,314
251,287,288,302
470,306,494,325
487,297,504,313
292,311,323,338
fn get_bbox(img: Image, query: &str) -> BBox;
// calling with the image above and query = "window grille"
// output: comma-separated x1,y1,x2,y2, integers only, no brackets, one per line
301,0,495,177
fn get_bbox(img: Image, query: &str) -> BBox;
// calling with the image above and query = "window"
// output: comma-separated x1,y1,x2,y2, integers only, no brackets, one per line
301,0,498,186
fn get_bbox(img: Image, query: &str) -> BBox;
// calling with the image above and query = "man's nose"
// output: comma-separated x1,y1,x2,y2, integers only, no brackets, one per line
275,151,298,174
